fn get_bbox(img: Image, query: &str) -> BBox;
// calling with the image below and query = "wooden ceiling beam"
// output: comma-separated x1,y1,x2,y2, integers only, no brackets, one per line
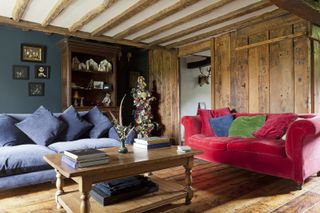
133,0,234,42
12,0,30,21
91,0,160,36
42,0,73,27
150,0,273,46
165,9,288,48
69,0,118,33
113,0,200,39
270,0,320,25
0,15,148,48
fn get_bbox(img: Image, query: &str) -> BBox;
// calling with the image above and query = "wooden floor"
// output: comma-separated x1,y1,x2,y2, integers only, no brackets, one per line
1,159,320,213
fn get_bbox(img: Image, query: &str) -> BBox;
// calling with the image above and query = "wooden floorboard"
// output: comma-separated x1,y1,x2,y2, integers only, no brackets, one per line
1,159,320,213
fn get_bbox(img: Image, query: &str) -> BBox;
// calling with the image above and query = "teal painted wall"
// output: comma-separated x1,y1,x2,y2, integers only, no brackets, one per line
0,26,63,113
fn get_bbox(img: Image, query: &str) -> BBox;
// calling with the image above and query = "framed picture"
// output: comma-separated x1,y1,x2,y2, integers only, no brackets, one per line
12,65,29,80
29,82,45,96
35,65,50,79
93,81,104,89
21,43,46,63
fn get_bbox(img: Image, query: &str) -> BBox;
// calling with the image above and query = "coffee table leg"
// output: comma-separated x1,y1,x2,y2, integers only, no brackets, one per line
79,179,91,213
184,157,194,204
55,169,64,209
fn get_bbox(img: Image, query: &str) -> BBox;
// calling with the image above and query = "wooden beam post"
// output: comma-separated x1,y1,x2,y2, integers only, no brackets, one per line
12,0,30,21
42,0,73,27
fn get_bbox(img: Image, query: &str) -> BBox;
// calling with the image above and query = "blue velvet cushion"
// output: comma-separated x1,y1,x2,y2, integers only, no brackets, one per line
0,115,33,146
0,144,55,177
108,127,136,144
83,106,113,138
209,114,234,137
48,138,119,153
58,106,93,141
16,106,66,146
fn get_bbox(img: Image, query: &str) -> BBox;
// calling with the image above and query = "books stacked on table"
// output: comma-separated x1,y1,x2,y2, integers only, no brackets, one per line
61,149,109,168
177,145,192,153
91,175,159,206
133,137,171,149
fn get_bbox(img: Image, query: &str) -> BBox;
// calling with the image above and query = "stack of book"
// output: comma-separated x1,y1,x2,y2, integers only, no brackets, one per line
133,137,171,149
61,149,109,168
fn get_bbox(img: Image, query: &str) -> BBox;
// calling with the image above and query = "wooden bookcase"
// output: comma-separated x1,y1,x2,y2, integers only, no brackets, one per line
58,39,120,114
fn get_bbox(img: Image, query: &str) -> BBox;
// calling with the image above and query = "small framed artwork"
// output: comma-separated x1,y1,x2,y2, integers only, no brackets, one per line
21,43,46,63
12,65,29,80
35,65,50,79
93,81,104,89
29,82,45,96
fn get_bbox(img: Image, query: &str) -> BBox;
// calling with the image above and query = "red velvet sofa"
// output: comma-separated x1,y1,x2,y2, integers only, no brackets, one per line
182,113,320,187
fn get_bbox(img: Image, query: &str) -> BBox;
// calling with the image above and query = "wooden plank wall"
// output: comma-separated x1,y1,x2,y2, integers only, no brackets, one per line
212,14,311,113
311,25,320,113
149,48,180,143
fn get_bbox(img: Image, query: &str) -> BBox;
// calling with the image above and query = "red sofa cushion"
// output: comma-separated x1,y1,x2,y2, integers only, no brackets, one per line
227,139,286,157
198,108,231,136
253,113,297,139
189,134,234,150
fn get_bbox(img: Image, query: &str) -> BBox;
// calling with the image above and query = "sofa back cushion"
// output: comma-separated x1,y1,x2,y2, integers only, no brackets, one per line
58,106,93,141
83,106,112,138
0,115,34,146
209,114,233,137
198,107,231,136
253,113,297,139
229,115,266,138
16,106,66,146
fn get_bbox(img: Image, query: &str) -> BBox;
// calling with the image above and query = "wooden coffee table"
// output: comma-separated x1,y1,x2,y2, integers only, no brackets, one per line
44,146,203,213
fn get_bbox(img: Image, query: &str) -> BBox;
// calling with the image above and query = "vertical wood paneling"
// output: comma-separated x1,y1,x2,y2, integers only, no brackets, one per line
248,32,269,113
313,40,320,113
269,25,294,112
230,32,249,112
294,23,310,113
149,48,179,144
214,33,231,109
211,38,215,108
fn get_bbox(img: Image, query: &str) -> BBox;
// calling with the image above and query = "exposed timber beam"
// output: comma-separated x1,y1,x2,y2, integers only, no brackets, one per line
133,0,234,42
42,0,73,27
91,0,160,36
69,0,118,32
0,15,148,48
150,0,273,46
178,40,211,57
113,0,200,39
270,0,320,25
166,9,287,48
12,0,30,21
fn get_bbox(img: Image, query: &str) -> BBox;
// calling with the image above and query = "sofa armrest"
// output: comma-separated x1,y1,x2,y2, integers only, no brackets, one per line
285,116,320,182
181,116,201,145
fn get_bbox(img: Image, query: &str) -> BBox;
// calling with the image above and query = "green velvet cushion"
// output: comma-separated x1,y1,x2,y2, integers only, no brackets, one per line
228,115,266,138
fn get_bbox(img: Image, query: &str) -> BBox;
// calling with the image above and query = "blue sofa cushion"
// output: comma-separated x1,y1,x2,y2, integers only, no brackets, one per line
108,127,136,144
209,114,234,137
0,114,34,146
48,138,119,153
16,106,66,146
83,106,112,138
0,144,55,177
58,106,93,141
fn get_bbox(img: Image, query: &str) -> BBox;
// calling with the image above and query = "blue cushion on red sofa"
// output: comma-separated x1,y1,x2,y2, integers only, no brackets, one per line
209,114,233,137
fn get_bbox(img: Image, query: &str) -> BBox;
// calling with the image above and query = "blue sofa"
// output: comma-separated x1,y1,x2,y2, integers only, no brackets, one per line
0,113,121,191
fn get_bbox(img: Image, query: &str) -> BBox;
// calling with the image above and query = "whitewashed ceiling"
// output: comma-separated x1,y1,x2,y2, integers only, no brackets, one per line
0,0,280,48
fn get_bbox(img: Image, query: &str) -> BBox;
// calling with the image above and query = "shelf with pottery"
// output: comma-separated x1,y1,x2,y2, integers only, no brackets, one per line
58,38,120,111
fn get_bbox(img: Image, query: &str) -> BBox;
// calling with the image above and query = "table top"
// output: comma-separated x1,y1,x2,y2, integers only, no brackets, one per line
43,146,203,178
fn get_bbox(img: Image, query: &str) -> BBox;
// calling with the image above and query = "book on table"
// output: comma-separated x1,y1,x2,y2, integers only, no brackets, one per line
134,137,170,145
63,148,106,161
61,155,109,168
133,142,171,150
